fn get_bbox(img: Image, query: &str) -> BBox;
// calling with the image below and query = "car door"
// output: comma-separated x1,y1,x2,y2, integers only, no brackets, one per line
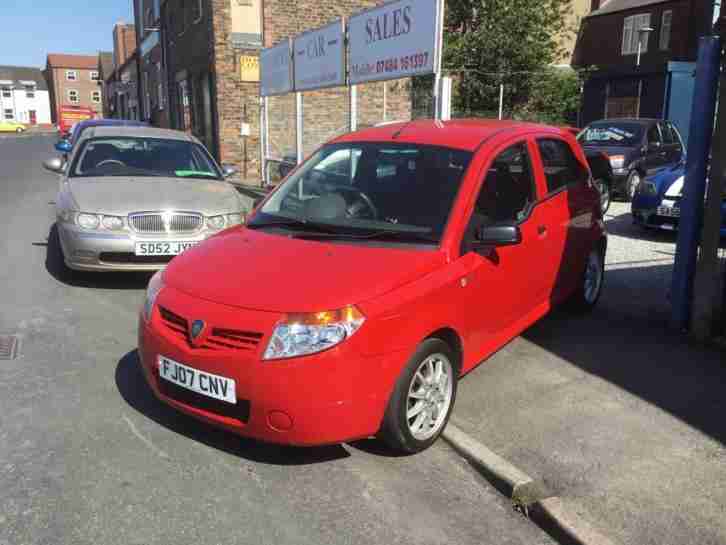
644,123,668,176
456,139,551,360
532,137,595,303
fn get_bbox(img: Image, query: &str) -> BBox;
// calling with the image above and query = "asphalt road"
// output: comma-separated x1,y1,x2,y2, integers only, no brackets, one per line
0,135,554,545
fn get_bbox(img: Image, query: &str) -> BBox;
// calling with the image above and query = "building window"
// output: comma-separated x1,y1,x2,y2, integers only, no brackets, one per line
68,89,79,103
91,90,102,103
622,13,651,55
25,85,35,98
66,70,77,81
192,0,203,23
90,71,100,81
4,109,13,120
660,10,672,51
1,86,11,98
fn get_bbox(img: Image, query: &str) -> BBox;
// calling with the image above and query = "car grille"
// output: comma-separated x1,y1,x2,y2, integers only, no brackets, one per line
158,306,264,352
129,212,203,234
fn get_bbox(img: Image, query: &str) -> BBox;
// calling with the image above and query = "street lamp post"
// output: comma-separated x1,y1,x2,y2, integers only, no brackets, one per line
636,26,654,118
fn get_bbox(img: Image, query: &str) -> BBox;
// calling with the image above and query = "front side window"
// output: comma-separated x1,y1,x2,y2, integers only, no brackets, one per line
659,122,674,144
1,86,11,98
70,137,222,179
253,143,473,244
66,70,77,81
660,10,672,51
622,13,651,55
4,109,13,120
537,139,589,194
68,89,79,103
474,142,537,225
91,90,102,103
647,125,661,145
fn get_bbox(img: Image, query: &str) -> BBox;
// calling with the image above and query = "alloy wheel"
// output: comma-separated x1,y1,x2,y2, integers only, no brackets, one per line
583,251,604,305
406,353,454,441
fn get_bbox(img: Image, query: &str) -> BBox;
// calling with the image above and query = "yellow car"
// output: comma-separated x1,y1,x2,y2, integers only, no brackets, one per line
0,121,26,133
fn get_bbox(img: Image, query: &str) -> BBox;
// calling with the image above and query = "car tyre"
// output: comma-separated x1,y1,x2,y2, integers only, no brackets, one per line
566,247,605,313
594,178,612,215
625,170,641,202
16,127,23,133
379,338,458,454
48,224,73,281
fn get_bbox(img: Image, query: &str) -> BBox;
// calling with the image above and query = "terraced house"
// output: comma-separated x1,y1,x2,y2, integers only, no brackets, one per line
0,66,51,126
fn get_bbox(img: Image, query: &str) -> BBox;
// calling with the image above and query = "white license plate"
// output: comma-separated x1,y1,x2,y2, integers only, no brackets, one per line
158,356,236,404
135,241,197,256
657,206,680,218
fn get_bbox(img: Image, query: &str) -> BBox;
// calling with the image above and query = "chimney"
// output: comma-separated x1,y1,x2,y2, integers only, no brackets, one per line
591,0,601,12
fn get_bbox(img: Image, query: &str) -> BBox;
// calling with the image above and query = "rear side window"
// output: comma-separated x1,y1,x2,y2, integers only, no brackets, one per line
536,139,589,194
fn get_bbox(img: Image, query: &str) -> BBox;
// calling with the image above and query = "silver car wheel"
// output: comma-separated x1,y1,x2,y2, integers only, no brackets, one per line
628,171,641,200
584,250,603,305
406,353,453,441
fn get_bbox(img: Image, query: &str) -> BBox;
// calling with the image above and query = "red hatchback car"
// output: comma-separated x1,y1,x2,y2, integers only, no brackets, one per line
138,120,606,453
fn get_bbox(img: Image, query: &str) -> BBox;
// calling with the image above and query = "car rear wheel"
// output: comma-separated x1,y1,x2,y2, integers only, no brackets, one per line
625,170,641,202
379,338,458,454
566,247,604,313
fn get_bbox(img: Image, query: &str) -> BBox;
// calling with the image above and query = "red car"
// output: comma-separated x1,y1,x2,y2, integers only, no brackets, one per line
138,120,606,453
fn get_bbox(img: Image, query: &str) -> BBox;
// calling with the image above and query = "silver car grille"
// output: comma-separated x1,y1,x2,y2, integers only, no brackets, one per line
129,212,203,234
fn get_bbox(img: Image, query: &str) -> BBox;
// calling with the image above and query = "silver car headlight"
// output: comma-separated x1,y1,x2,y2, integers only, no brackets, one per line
77,213,100,230
263,306,366,360
142,270,165,322
101,215,124,230
207,215,227,230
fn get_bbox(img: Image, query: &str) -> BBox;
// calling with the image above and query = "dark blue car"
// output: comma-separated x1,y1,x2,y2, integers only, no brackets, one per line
56,119,149,154
632,164,726,236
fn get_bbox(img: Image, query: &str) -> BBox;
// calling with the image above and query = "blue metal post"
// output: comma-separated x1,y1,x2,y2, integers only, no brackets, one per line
671,36,721,331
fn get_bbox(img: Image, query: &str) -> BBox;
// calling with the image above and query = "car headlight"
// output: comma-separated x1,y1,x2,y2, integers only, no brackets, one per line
101,215,124,230
609,155,626,169
76,213,100,230
227,213,243,225
142,270,165,322
207,215,227,230
638,181,657,196
263,306,366,360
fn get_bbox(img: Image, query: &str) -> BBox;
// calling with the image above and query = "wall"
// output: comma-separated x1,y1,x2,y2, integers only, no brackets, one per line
11,89,52,124
113,24,137,69
556,0,592,65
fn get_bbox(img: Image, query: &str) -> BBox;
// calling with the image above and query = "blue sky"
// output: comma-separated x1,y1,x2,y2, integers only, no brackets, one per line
1,1,134,68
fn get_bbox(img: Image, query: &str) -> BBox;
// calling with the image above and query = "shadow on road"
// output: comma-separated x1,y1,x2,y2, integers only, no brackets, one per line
603,210,678,243
45,224,152,290
115,350,353,465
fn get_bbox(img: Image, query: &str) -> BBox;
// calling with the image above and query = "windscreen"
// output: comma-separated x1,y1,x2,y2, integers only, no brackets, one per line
578,123,644,147
70,137,221,179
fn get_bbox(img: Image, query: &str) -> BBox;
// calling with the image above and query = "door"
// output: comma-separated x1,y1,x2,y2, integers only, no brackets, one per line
29,110,37,125
457,140,550,359
644,123,668,176
533,138,594,302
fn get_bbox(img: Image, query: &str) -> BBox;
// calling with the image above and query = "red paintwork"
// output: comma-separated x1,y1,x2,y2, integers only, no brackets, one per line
138,119,605,446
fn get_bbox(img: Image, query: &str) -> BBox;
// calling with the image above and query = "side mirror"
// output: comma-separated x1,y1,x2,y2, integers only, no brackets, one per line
43,157,65,173
475,224,522,247
55,140,72,154
221,164,237,179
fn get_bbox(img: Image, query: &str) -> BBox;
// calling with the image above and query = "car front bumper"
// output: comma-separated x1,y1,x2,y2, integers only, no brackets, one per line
632,196,726,236
137,286,404,446
57,222,216,272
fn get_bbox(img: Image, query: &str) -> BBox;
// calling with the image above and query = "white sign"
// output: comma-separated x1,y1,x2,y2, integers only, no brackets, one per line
260,39,293,97
348,0,441,85
293,20,346,92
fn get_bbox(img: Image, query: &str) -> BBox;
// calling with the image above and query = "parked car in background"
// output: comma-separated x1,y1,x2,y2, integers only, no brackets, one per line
43,126,245,272
55,118,150,155
563,126,613,214
632,164,726,236
578,118,685,202
138,120,606,453
0,120,26,133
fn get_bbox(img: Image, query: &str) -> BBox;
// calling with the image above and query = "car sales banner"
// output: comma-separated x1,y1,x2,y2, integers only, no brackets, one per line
293,20,346,92
260,39,293,97
348,0,441,85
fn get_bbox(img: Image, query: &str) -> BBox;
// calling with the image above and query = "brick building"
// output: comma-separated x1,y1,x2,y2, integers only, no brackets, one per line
136,0,412,183
44,54,104,123
134,0,169,127
113,23,137,69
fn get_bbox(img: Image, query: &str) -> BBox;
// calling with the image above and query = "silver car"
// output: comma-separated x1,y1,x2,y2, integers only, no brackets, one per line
43,126,246,272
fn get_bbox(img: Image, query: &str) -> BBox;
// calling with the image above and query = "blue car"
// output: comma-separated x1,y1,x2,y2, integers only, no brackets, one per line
56,118,149,154
632,164,726,236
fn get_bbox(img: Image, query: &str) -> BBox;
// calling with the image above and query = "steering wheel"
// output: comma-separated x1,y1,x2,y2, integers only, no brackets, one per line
96,159,126,168
334,187,379,220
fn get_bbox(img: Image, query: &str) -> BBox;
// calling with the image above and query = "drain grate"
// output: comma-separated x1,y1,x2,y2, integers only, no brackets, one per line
0,335,19,360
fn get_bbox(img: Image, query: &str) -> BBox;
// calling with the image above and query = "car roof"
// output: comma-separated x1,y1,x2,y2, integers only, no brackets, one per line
77,119,148,129
79,125,199,143
331,119,566,152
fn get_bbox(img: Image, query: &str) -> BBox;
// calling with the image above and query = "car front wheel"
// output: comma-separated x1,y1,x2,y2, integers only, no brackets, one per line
625,170,641,202
567,247,605,312
379,338,458,454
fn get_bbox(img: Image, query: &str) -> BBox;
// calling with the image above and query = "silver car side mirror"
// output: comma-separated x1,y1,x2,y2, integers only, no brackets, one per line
43,157,65,173
222,164,237,179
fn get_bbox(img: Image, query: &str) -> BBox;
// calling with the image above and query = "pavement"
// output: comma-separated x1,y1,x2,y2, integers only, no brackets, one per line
0,134,556,545
449,202,726,545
